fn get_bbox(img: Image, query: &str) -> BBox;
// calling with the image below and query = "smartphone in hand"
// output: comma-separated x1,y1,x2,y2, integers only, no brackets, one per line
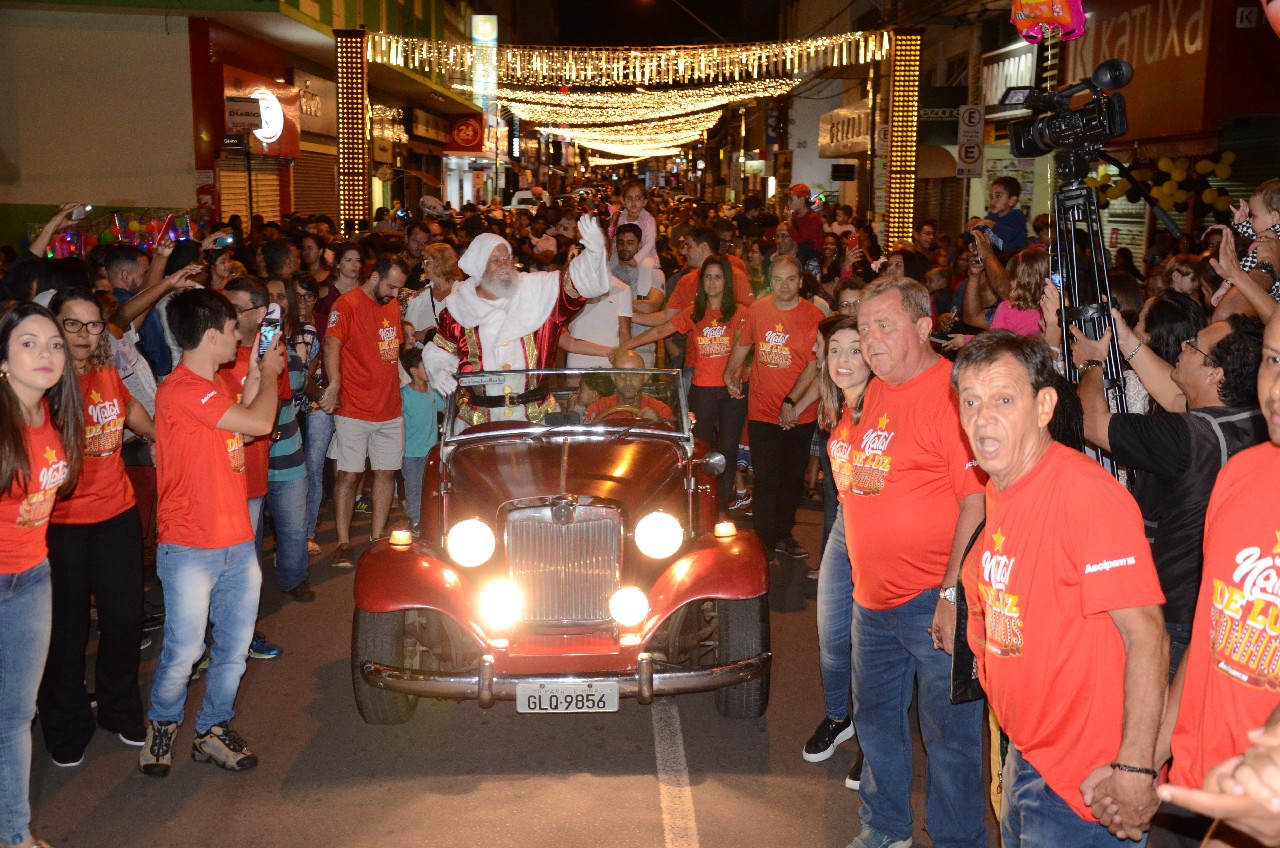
258,303,282,359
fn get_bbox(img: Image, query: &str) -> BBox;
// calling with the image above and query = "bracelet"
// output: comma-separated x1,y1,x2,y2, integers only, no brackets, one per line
1124,340,1144,362
782,396,796,406
1110,761,1159,778
1078,359,1103,372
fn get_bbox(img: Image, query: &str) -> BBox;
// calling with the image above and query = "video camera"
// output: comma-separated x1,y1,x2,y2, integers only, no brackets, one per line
1002,59,1132,159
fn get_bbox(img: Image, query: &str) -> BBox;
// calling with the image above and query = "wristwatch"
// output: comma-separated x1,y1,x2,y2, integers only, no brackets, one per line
940,586,957,605
1078,359,1103,373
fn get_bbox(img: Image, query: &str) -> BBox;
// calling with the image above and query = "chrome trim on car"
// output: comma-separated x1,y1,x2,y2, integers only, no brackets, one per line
504,501,622,623
359,651,771,706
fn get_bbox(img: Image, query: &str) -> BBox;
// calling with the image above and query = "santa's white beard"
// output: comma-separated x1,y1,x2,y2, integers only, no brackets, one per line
479,274,516,299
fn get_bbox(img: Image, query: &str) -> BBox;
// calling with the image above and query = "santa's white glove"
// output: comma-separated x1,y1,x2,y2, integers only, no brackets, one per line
578,214,606,255
434,370,457,396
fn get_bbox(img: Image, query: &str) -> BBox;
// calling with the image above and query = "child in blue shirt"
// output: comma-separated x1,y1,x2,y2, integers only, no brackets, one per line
972,176,1028,251
399,347,444,532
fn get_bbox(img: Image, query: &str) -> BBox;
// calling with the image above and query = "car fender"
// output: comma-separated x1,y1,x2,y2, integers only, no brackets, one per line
354,542,488,646
639,532,769,642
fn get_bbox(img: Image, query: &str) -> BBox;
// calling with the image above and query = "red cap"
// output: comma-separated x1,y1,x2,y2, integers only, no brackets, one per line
789,183,811,197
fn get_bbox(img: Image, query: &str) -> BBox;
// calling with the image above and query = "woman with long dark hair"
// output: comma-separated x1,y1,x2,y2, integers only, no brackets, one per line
39,289,155,766
0,302,82,848
623,254,747,516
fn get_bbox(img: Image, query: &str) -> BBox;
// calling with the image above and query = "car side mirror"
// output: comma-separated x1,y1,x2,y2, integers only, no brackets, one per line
697,452,726,477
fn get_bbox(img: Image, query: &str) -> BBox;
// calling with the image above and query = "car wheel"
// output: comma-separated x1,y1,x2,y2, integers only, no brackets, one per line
713,596,771,719
351,609,418,724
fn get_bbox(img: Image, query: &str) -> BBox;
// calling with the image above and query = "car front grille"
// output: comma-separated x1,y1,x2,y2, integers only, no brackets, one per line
506,504,621,623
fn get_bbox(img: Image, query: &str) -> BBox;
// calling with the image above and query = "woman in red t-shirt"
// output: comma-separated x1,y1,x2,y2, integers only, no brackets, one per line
625,255,747,516
0,302,82,848
39,289,157,767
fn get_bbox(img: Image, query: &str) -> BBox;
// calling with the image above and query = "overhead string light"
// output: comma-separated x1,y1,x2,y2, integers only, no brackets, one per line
538,110,722,143
367,31,890,88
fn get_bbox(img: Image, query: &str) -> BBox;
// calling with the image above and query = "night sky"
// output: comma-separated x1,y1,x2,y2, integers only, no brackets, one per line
554,0,780,46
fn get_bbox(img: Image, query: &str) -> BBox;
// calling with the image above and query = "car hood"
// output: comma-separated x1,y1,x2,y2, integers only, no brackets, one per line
446,436,685,514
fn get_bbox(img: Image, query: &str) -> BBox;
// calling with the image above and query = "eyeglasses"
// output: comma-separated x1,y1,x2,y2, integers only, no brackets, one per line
295,290,318,302
237,304,266,315
61,318,106,335
1182,337,1218,366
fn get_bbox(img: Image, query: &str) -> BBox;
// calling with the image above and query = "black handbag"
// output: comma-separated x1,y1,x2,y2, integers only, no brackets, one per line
950,518,986,705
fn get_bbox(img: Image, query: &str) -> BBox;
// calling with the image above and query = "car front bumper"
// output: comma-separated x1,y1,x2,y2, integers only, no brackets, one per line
359,651,771,708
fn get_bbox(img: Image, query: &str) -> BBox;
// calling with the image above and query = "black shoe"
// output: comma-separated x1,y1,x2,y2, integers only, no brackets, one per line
845,747,865,790
803,715,854,762
774,536,810,559
285,580,317,602
142,602,166,632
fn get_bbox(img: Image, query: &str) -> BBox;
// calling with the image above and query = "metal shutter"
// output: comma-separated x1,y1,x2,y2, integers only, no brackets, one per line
294,150,339,221
218,154,283,223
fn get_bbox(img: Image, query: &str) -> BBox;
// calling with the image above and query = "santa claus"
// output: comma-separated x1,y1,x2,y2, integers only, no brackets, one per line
424,213,611,422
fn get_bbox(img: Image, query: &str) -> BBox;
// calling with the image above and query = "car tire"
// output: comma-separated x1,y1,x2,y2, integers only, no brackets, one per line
351,608,418,724
712,595,770,719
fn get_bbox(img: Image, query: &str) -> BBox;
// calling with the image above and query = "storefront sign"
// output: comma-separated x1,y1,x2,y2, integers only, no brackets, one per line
445,116,486,156
471,14,498,112
919,87,967,145
292,70,337,138
1063,0,1209,140
223,66,300,158
818,101,871,157
981,41,1038,122
225,97,262,132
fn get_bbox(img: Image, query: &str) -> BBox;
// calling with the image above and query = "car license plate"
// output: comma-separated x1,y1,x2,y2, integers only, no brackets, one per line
516,682,619,713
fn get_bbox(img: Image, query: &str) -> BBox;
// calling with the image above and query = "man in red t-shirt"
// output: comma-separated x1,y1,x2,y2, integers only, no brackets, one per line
953,332,1168,846
320,256,408,566
664,228,756,316
786,184,824,266
840,278,988,848
1152,312,1280,847
724,255,823,559
142,288,283,777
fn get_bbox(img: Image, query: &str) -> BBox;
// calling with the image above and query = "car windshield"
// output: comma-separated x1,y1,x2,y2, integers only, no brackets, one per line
443,368,688,441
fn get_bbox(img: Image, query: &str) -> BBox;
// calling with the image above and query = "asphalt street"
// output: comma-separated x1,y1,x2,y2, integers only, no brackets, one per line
30,504,998,848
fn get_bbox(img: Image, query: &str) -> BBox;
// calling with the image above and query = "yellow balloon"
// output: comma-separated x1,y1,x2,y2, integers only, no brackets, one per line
1174,190,1190,203
1085,176,1099,188
1195,159,1215,175
1106,186,1124,200
1220,151,1237,165
1215,164,1233,180
1160,196,1176,211
1098,171,1113,184
1174,157,1190,171
1157,157,1174,173
1172,169,1188,182
1214,196,1233,212
1115,178,1132,193
1132,168,1154,182
1202,188,1220,203
1162,179,1178,196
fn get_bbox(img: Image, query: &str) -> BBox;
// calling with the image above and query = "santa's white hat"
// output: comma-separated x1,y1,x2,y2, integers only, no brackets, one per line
457,233,508,280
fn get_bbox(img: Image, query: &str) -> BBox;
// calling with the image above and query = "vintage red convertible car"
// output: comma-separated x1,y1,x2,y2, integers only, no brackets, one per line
351,368,770,722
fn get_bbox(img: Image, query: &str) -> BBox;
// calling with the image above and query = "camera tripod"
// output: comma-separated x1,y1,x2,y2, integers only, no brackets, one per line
1051,146,1126,476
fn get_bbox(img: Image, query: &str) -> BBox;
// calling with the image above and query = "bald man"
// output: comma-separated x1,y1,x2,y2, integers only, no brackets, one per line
585,350,673,423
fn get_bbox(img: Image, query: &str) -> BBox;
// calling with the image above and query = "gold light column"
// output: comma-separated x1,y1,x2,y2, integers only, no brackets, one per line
885,31,920,247
336,29,370,228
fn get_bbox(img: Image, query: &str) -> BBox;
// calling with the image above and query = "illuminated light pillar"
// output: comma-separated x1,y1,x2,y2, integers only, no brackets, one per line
885,30,921,248
336,29,370,229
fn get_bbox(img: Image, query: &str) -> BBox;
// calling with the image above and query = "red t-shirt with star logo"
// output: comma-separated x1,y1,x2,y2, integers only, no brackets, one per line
842,358,985,608
670,306,747,388
52,364,135,525
327,287,403,422
962,441,1163,820
738,295,823,424
1171,442,1280,789
1,402,70,572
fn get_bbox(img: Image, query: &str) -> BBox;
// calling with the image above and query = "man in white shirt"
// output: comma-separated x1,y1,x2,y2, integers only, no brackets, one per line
562,277,633,369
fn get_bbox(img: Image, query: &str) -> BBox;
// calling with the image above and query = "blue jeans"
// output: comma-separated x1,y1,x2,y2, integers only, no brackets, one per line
1165,621,1192,682
403,455,427,528
0,562,51,847
1003,746,1144,847
816,504,853,720
302,408,334,541
254,477,309,591
851,590,987,848
148,542,261,734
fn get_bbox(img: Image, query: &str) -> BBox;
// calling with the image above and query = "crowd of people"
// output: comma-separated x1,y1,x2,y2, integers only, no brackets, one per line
1,172,1279,848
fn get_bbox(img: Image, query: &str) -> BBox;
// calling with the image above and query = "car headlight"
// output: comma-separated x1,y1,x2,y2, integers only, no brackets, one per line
609,587,650,627
478,579,523,631
446,519,495,567
634,511,684,559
